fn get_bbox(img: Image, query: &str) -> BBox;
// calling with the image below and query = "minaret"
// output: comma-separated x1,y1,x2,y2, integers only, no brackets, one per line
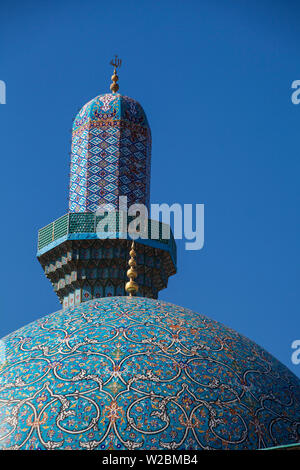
69,55,151,213
37,59,177,308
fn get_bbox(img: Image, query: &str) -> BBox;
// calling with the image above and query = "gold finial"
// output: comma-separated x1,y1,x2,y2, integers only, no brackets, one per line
125,241,139,297
110,55,122,93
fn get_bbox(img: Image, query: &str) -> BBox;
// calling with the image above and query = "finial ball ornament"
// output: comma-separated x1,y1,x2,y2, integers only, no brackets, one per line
109,55,121,93
125,241,139,296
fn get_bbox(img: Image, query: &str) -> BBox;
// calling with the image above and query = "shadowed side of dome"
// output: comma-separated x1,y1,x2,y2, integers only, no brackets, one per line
0,297,299,450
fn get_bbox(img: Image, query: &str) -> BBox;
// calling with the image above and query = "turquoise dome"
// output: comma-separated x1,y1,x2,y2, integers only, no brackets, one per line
73,93,149,131
0,297,299,450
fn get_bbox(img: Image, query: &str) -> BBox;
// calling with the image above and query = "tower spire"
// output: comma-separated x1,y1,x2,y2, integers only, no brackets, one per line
110,55,122,93
37,60,177,308
125,241,139,296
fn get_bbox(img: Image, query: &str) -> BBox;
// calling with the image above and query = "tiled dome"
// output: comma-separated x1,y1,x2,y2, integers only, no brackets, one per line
73,93,149,130
0,297,299,450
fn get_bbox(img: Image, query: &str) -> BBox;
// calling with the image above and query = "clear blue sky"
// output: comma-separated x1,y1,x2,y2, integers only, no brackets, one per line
1,0,300,377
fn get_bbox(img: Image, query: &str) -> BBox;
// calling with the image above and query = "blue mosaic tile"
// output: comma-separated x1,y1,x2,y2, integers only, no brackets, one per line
69,94,151,213
0,297,299,450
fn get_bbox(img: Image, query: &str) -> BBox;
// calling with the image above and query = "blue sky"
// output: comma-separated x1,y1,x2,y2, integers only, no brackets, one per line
1,0,300,377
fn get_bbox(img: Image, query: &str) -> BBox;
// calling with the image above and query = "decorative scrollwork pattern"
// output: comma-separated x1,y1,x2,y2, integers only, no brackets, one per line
0,297,299,450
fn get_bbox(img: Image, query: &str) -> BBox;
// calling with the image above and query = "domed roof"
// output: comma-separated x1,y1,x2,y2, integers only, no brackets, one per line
0,297,299,450
73,93,149,132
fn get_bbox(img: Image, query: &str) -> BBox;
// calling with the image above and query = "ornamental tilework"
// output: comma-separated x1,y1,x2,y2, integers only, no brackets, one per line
69,94,151,213
0,297,299,450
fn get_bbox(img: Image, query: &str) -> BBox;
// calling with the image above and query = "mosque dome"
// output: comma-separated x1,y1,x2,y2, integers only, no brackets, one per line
0,296,299,450
73,93,149,131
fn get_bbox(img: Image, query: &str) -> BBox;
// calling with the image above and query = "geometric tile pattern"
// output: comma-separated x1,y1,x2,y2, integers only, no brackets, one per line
69,94,151,213
38,237,176,308
37,211,177,305
0,297,299,450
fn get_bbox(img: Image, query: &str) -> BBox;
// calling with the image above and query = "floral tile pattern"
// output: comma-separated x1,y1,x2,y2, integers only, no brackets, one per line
0,297,299,450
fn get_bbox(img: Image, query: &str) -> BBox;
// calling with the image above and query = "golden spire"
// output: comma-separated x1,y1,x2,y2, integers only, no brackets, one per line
110,55,122,93
125,241,139,296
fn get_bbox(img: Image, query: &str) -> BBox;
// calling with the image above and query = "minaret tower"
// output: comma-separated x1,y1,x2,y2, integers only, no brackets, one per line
37,58,177,308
